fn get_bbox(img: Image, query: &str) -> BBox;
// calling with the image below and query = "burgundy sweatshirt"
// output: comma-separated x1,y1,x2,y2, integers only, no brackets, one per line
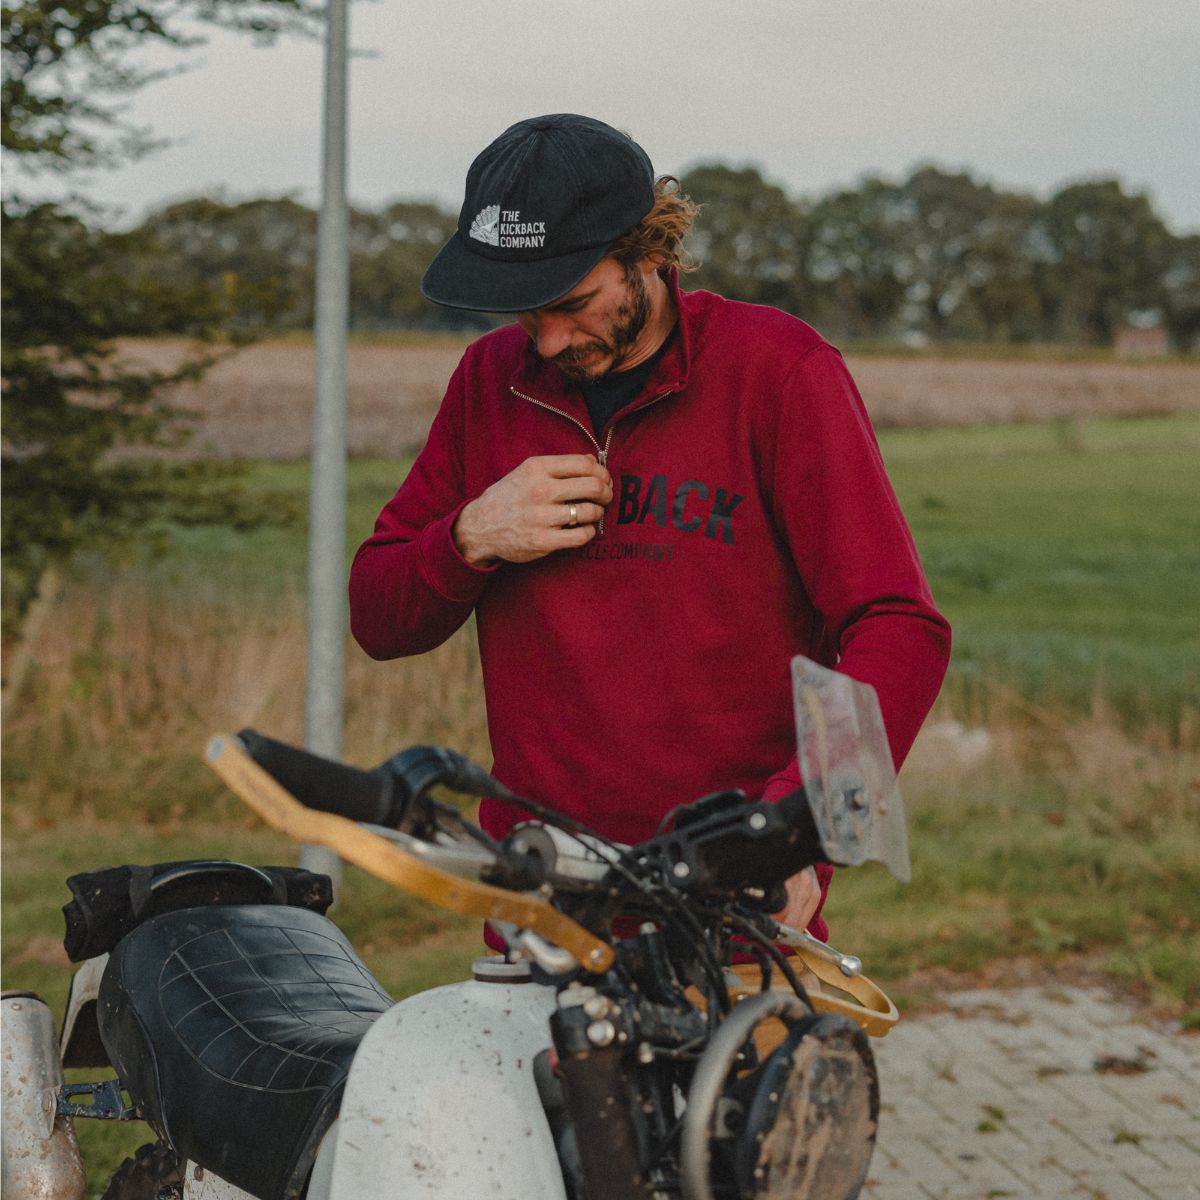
350,272,951,940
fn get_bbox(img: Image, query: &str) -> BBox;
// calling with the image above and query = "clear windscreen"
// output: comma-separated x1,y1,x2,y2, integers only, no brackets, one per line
791,656,911,882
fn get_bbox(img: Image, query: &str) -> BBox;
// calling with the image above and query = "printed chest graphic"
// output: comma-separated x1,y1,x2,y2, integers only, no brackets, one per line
559,470,750,567
615,472,745,545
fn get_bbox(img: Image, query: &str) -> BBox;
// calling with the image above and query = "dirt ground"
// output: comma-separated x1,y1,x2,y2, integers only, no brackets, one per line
892,950,1169,1019
118,338,1200,461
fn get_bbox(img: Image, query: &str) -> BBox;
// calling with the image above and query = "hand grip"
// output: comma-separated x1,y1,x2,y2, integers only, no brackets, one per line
235,729,405,827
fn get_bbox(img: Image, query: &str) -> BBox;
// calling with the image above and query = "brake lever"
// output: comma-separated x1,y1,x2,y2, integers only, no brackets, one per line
360,824,497,876
774,923,863,978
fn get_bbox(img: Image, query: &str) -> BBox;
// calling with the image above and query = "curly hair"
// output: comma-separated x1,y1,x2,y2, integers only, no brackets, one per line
608,176,700,274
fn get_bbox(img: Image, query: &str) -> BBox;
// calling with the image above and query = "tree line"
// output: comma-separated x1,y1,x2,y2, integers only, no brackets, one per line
126,165,1199,348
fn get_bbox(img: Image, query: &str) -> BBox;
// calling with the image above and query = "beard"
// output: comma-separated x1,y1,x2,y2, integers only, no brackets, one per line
550,271,651,383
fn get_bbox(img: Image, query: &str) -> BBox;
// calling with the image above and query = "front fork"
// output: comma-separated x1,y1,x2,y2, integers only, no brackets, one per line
549,986,668,1200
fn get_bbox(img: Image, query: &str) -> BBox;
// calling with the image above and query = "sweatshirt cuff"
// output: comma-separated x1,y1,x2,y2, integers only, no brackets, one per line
417,503,499,602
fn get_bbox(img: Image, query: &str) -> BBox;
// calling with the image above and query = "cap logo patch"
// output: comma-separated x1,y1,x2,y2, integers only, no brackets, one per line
470,205,548,251
469,204,501,246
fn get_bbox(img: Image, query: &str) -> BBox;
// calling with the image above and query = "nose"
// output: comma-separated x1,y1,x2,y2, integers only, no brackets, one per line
519,311,574,359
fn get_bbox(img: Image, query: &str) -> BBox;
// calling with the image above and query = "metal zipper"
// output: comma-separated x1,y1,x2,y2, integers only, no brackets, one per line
510,386,677,535
511,387,607,461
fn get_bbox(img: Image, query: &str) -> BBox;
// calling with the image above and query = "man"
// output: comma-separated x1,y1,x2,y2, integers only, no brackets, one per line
349,114,951,941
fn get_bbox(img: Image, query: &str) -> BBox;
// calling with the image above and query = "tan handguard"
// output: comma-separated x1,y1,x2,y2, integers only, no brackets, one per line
205,734,615,974
686,951,896,1065
758,945,899,1038
717,954,897,1063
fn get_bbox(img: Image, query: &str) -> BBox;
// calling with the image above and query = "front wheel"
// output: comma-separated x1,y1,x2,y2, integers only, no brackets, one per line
734,1013,879,1199
681,991,879,1200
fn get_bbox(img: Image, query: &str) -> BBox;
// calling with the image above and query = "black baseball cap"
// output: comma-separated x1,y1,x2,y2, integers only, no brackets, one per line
421,114,656,313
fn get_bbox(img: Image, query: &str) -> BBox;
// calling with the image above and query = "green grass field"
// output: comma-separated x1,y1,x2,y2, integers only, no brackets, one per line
886,415,1200,726
3,412,1198,1192
125,412,1200,715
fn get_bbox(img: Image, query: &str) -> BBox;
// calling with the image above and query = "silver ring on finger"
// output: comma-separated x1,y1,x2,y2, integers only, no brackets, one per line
566,502,579,528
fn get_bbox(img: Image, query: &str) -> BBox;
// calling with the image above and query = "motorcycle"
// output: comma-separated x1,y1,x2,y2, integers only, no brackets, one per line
2,656,910,1200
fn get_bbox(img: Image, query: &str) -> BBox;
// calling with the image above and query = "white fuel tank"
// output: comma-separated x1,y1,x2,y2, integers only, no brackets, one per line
326,958,565,1200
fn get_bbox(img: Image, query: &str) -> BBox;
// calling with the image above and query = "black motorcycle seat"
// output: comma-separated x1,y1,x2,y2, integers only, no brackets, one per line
98,904,393,1200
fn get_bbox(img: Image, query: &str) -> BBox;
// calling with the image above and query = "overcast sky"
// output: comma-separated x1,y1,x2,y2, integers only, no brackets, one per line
23,0,1200,233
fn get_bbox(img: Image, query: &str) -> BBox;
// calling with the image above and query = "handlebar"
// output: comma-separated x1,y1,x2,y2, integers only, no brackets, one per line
209,723,900,1033
235,730,520,834
208,732,618,972
235,729,830,900
236,729,404,827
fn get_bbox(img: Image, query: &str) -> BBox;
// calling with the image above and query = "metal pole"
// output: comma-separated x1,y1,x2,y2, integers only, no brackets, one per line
302,0,349,890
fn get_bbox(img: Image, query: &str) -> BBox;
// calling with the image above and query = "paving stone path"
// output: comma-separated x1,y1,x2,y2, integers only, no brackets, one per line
864,986,1199,1200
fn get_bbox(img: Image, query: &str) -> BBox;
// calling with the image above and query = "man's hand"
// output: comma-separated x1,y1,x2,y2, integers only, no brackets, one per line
454,454,613,565
773,866,821,932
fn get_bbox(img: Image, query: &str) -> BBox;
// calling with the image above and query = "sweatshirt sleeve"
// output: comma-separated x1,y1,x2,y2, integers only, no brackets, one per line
764,343,951,780
349,360,499,659
759,346,951,931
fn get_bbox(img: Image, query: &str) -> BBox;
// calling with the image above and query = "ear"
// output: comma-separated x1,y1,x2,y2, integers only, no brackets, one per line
633,255,667,280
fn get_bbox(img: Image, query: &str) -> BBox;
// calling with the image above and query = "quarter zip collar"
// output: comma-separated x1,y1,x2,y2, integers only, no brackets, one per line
509,265,694,414
509,380,677,536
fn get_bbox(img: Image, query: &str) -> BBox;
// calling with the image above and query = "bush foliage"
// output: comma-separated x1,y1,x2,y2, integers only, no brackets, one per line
1,1,317,628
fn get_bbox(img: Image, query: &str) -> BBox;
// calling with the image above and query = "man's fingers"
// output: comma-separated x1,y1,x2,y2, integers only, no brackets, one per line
527,454,610,482
548,475,612,505
546,522,599,549
456,455,611,565
513,456,612,506
772,867,821,930
521,518,598,558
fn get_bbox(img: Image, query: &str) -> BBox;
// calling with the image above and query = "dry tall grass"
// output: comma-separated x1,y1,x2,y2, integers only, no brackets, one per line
6,574,1195,838
2,576,489,827
906,683,1199,838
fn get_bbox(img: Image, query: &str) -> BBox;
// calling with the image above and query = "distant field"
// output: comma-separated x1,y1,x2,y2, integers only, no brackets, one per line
117,336,1200,460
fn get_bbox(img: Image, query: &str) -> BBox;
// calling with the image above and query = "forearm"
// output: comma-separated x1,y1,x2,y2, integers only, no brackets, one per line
349,504,495,660
835,603,951,766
